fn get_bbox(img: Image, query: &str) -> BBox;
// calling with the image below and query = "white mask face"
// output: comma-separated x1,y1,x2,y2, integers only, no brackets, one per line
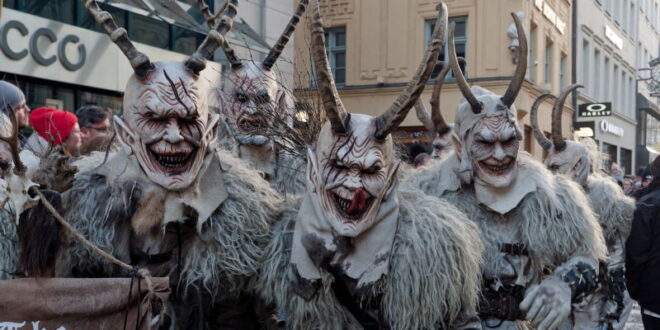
467,115,520,188
544,141,590,186
308,114,399,238
115,61,219,191
221,62,292,146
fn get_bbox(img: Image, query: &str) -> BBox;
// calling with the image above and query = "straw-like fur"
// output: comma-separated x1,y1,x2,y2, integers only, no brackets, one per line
60,149,282,298
257,185,483,329
410,153,607,271
0,208,19,280
586,174,634,242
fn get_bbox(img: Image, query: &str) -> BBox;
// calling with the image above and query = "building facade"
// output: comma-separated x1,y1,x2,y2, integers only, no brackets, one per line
0,0,269,113
292,0,574,161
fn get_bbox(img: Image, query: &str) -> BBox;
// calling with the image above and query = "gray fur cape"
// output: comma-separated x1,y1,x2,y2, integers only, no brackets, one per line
257,184,484,330
59,147,282,326
0,208,18,280
585,174,634,243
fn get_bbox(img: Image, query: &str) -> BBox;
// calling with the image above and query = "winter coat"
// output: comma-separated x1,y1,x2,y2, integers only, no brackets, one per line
626,181,660,314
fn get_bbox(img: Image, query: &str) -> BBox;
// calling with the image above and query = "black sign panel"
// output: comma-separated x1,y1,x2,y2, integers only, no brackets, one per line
578,102,612,118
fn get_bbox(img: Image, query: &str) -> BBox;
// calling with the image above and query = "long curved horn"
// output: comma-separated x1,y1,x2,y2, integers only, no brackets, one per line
530,93,556,150
186,0,239,75
263,0,309,70
81,0,153,79
500,12,528,108
373,3,448,140
449,23,481,113
552,84,582,151
197,0,228,28
0,108,26,175
430,57,464,136
310,0,349,133
414,100,436,132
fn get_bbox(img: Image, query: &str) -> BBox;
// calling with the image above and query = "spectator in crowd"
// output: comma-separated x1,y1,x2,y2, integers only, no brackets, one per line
75,105,112,154
626,155,660,329
643,175,654,188
611,162,624,187
413,152,432,168
0,81,32,144
624,175,635,195
24,107,82,157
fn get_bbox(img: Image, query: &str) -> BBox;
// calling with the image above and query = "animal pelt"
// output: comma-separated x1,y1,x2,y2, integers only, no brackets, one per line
585,174,634,241
409,153,607,271
256,185,484,330
0,208,19,280
59,149,282,298
31,147,78,193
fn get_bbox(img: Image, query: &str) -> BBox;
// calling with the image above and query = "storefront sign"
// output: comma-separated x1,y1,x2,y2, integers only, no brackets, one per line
578,102,612,117
0,20,86,71
605,25,623,50
599,119,624,137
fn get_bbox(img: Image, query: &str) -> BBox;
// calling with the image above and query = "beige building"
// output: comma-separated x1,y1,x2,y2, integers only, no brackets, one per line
293,0,574,161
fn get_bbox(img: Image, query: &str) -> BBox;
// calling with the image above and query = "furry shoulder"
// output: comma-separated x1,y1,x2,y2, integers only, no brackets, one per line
586,174,635,240
404,154,462,198
383,183,483,329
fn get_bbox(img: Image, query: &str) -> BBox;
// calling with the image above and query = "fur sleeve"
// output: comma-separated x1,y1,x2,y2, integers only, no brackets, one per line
520,167,608,267
586,175,635,240
59,172,139,277
179,151,283,296
0,208,19,279
384,184,483,330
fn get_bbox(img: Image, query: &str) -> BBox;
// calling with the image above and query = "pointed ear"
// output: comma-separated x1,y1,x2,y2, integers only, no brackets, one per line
217,88,229,116
113,115,137,149
306,148,319,189
277,90,295,128
383,160,401,199
452,134,462,155
205,113,221,142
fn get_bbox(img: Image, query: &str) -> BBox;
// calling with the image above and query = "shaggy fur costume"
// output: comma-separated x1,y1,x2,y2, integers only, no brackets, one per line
257,184,484,330
407,152,607,329
0,208,18,280
59,147,282,327
585,174,634,244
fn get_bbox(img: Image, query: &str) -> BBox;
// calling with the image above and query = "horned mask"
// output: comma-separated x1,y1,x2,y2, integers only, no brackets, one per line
82,0,238,191
450,13,526,188
532,84,591,186
306,1,446,237
207,0,308,146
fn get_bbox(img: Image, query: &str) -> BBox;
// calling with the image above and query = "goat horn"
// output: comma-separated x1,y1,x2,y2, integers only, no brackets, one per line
0,107,25,175
263,0,309,70
186,0,239,75
310,0,349,133
373,3,448,140
552,84,582,151
449,23,481,113
530,93,556,150
430,57,464,136
500,12,528,108
81,0,153,79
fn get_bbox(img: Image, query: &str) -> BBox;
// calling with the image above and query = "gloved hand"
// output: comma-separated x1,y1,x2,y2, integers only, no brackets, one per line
520,277,571,330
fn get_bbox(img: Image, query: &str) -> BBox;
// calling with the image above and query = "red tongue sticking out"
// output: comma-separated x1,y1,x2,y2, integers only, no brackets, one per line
346,189,367,215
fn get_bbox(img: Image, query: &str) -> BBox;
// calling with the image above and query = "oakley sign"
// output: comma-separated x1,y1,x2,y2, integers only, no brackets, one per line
599,119,624,137
0,20,86,71
578,102,612,118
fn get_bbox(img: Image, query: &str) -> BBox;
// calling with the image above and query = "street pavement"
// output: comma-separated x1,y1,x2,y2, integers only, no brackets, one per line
625,304,644,330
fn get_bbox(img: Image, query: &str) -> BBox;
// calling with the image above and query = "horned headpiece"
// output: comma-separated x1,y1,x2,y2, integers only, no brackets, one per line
305,0,447,237
449,13,527,187
532,84,591,185
82,0,238,191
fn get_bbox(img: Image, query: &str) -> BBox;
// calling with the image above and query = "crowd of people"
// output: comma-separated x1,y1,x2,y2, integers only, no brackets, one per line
0,0,658,329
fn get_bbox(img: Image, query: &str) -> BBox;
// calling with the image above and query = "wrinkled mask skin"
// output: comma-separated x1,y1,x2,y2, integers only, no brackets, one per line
115,61,219,191
544,141,590,186
221,62,292,146
0,117,38,217
307,114,399,237
454,87,523,188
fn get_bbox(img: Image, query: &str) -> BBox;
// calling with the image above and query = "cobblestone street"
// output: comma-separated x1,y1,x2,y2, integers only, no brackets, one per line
625,304,644,330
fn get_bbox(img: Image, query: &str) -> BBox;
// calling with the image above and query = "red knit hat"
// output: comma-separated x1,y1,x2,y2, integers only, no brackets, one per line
30,107,78,145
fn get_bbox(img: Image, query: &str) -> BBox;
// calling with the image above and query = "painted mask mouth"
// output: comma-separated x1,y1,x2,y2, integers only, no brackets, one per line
147,145,197,174
479,157,515,176
330,188,375,221
237,115,268,134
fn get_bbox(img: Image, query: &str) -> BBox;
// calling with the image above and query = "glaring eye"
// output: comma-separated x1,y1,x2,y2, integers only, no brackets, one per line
504,136,517,144
549,164,560,171
476,139,493,146
362,166,381,175
235,90,248,103
332,159,348,170
255,91,271,104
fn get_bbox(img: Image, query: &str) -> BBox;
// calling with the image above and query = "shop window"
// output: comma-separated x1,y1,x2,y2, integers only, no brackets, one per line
545,39,553,85
524,125,532,153
559,53,567,90
324,28,346,86
529,24,537,82
425,16,468,80
129,13,169,49
173,26,205,55
620,148,632,175
25,0,75,25
602,142,618,172
79,3,126,32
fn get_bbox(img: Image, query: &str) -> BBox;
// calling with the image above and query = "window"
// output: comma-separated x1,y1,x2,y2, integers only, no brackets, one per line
594,49,601,99
602,142,618,171
560,53,567,90
325,28,347,86
581,40,590,89
630,3,636,38
613,64,619,109
425,17,468,80
529,24,537,81
524,125,532,153
129,13,170,49
545,39,553,84
604,56,611,99
25,0,76,25
620,148,632,175
79,3,126,32
172,27,205,55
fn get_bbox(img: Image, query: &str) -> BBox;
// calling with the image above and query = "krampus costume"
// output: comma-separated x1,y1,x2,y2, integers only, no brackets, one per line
207,0,308,194
531,85,635,329
407,17,607,330
257,3,484,329
56,1,281,327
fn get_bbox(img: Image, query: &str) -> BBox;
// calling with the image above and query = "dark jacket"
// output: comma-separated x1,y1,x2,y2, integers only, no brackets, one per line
626,180,660,314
